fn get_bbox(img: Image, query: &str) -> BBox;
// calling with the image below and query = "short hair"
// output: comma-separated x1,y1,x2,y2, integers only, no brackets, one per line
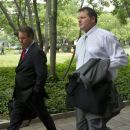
19,26,34,38
78,7,97,23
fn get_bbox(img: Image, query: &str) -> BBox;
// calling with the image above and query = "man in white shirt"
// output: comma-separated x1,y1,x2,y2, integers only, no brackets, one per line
75,7,128,130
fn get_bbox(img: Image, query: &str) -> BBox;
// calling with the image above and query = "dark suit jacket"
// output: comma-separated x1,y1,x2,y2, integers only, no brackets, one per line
13,43,48,102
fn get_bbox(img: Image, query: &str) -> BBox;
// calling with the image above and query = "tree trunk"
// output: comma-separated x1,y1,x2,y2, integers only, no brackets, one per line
0,1,17,34
49,0,57,77
14,0,26,25
26,0,37,40
26,0,33,27
80,0,85,8
44,0,49,54
33,0,43,48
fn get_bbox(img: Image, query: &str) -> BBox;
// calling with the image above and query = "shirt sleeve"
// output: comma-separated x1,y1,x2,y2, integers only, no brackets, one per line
105,34,128,69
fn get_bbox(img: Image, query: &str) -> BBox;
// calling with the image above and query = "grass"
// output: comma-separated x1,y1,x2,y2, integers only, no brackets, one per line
1,47,129,67
0,54,20,67
0,52,73,67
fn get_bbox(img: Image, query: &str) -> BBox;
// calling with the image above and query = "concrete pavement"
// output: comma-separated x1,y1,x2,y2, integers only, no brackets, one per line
1,105,130,130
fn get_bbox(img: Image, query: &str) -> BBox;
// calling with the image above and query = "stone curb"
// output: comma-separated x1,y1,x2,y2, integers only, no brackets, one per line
123,100,130,106
31,111,75,124
0,111,75,129
0,100,130,129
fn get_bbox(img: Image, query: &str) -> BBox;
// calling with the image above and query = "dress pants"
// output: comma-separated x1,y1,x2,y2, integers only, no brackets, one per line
76,108,111,130
7,93,57,130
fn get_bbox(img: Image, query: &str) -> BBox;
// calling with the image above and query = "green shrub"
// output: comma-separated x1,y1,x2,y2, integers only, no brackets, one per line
45,81,73,114
114,58,130,100
0,58,130,118
0,60,75,118
0,67,15,117
47,58,76,80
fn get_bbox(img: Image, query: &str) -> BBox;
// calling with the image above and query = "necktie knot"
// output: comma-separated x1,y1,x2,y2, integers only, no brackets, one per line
85,35,88,40
21,49,26,60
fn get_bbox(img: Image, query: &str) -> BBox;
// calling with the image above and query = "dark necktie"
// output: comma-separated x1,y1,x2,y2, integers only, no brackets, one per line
21,49,26,60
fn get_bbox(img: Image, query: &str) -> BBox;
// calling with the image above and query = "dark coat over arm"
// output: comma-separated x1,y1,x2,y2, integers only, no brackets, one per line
66,58,124,119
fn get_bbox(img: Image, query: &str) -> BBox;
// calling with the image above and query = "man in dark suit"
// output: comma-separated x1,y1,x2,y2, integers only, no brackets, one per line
8,26,57,130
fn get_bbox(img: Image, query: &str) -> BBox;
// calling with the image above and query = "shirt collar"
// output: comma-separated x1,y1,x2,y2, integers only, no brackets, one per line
87,25,97,36
25,40,34,53
83,26,97,40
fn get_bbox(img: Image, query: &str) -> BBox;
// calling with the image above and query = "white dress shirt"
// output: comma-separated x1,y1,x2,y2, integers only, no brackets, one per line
25,41,35,54
76,26,128,79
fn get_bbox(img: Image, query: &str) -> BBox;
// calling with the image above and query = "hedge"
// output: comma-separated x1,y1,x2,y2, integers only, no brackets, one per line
114,58,130,100
0,60,75,118
0,58,130,118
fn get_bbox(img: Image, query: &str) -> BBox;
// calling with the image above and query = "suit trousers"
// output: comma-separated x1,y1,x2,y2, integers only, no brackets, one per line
7,93,57,130
76,108,111,130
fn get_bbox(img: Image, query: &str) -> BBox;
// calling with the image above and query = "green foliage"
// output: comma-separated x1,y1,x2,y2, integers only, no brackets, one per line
1,0,130,47
0,88,13,117
0,67,15,117
45,59,76,113
114,58,130,100
56,59,76,79
45,81,68,113
112,0,130,24
98,13,130,43
57,0,79,42
0,67,15,91
116,8,127,24
0,60,76,118
0,56,129,118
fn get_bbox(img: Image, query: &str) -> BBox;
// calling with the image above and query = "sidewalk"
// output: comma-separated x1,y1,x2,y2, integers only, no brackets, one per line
1,105,130,130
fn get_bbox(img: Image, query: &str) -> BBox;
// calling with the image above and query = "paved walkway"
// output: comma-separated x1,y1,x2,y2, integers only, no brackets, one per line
1,105,130,130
